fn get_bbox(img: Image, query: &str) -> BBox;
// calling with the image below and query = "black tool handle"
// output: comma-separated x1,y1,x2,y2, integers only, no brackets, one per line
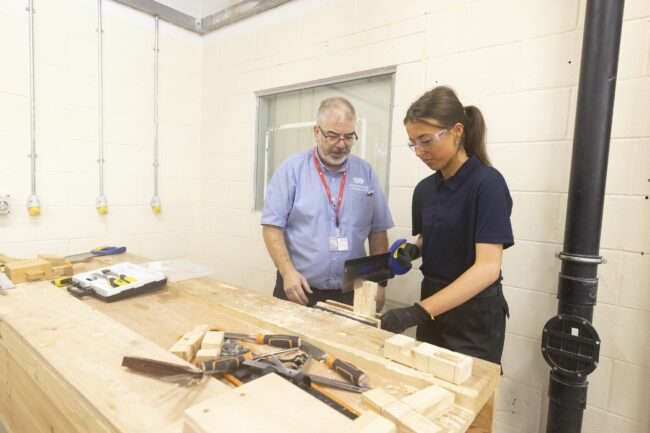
202,353,252,373
327,357,368,388
257,334,301,348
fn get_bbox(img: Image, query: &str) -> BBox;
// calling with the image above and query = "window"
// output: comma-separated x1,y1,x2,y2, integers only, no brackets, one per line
254,71,395,210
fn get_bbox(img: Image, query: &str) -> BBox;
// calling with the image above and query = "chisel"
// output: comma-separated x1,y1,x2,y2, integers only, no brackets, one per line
225,332,301,349
300,341,368,387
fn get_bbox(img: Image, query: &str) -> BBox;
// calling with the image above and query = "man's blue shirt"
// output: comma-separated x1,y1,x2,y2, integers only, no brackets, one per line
262,148,394,289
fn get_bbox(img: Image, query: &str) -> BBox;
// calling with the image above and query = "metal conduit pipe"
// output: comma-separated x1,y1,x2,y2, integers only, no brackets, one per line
96,0,108,214
26,0,40,216
541,1,625,432
151,15,161,213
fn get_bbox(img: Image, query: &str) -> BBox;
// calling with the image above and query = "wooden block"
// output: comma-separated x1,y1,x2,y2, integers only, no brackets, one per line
381,400,413,425
184,373,350,433
341,411,396,433
435,406,474,432
37,254,69,266
361,388,397,413
194,348,220,366
429,348,473,385
412,342,438,372
200,331,224,354
400,411,443,433
384,334,416,367
51,263,74,278
170,324,210,362
401,385,455,419
5,259,52,283
354,280,378,317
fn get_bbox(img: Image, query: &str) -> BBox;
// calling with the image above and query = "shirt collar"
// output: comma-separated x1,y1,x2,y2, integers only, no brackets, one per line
313,147,349,174
436,154,481,191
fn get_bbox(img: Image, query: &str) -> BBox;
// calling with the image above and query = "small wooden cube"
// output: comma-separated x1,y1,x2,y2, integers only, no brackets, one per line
400,411,443,433
381,400,413,425
201,331,225,354
401,385,455,419
429,349,473,385
384,334,416,367
412,342,438,372
169,324,210,361
361,388,397,413
194,348,220,366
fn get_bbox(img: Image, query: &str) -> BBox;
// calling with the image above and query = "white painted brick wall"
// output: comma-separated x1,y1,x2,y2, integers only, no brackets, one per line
0,0,202,261
199,1,649,432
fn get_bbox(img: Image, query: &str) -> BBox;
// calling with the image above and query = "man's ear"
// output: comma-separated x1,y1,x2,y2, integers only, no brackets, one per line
313,125,320,140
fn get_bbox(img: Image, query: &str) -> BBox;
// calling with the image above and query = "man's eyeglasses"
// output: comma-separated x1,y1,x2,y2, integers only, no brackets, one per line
407,128,448,152
318,126,358,145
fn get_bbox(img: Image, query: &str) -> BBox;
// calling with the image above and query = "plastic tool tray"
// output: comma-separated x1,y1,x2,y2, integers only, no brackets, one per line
70,262,167,301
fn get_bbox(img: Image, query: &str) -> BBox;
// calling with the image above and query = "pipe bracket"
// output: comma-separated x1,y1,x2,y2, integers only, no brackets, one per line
555,251,607,265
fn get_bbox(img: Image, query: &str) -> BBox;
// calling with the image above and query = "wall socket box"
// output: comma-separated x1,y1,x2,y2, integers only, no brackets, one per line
0,194,9,214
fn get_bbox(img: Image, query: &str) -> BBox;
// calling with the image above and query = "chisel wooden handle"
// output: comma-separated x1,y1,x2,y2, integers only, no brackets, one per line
255,334,301,348
325,356,368,388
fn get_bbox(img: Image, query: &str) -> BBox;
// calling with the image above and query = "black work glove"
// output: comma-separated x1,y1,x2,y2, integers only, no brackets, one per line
380,303,430,334
396,243,421,268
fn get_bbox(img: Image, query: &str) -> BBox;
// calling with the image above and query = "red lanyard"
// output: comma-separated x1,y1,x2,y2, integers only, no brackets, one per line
313,149,346,228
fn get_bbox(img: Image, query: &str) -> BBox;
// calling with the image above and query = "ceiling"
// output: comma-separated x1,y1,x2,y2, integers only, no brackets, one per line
156,0,239,19
114,0,293,34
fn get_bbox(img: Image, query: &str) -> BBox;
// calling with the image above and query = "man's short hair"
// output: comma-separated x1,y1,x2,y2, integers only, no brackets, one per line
317,97,356,125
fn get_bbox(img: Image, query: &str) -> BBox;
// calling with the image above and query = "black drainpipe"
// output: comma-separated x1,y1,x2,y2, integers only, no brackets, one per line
541,1,625,432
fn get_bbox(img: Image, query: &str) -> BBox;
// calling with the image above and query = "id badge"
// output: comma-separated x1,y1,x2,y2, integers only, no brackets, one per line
328,237,349,252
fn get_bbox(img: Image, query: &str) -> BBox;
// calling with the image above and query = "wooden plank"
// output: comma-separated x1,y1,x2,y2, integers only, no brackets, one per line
316,301,381,328
184,373,350,433
0,281,230,433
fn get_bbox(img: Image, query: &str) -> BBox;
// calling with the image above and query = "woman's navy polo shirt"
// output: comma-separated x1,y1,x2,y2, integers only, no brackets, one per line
412,155,514,285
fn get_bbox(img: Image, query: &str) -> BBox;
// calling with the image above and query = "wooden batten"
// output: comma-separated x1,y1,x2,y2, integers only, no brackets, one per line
353,280,378,317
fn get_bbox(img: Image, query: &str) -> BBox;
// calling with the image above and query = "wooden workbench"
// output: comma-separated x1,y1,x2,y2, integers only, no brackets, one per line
0,255,499,433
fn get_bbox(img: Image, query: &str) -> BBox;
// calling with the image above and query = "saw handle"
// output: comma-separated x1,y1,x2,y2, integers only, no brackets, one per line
326,356,368,388
255,334,301,348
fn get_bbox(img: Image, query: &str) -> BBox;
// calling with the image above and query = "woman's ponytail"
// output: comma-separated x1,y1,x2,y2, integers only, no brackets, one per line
463,105,490,166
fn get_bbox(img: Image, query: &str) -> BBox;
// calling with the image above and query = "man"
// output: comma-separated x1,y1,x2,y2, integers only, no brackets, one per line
261,97,393,310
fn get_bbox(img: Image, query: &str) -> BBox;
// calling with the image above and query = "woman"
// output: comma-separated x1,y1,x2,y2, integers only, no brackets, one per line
380,86,513,364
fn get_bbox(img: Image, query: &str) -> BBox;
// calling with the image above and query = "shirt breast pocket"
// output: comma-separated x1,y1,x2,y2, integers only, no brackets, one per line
345,188,374,229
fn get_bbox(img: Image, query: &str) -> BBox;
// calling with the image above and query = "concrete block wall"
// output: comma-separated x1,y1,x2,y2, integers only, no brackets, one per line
0,0,203,260
199,1,649,432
